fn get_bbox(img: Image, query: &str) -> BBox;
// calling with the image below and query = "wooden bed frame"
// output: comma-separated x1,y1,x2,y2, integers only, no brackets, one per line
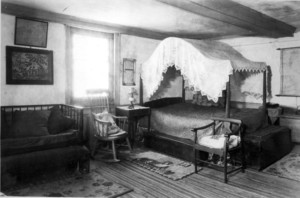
139,71,268,162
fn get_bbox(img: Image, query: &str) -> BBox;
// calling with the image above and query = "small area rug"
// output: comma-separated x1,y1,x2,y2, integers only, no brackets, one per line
4,170,133,197
126,150,198,180
263,152,300,182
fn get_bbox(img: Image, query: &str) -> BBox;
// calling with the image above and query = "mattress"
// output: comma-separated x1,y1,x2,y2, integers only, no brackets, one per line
139,102,267,141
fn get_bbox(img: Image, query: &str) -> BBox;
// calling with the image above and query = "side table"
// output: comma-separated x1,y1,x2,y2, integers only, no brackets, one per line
115,105,151,146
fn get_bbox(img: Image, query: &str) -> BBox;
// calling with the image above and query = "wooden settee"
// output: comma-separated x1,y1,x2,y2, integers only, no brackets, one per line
1,104,90,190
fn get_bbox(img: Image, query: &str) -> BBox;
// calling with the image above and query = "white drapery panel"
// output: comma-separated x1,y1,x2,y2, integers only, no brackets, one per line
141,37,267,102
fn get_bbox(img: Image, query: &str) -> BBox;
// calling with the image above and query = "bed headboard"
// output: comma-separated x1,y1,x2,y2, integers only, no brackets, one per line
143,97,184,108
139,68,267,116
139,66,185,106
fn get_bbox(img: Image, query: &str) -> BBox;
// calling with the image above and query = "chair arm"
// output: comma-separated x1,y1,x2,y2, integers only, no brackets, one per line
111,115,128,120
191,121,215,133
211,117,242,125
94,117,112,126
111,115,128,131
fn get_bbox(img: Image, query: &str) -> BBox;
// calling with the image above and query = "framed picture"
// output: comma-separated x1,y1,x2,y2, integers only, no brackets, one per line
122,58,136,86
15,17,48,48
279,47,300,96
6,46,53,85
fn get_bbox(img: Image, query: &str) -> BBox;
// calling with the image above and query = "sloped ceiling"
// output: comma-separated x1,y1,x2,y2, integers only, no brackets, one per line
1,0,298,40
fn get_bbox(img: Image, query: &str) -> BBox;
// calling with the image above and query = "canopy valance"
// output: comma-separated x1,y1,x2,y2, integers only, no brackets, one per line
141,37,267,102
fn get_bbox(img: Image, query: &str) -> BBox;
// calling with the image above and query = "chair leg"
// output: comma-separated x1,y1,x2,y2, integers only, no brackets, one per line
111,140,120,162
91,139,99,159
224,151,228,183
126,137,132,151
194,148,198,173
241,144,246,173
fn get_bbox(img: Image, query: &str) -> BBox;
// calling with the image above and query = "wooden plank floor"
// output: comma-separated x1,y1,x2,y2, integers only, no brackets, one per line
91,149,300,198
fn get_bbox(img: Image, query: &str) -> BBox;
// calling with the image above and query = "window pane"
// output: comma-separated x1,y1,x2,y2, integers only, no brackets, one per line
72,34,109,98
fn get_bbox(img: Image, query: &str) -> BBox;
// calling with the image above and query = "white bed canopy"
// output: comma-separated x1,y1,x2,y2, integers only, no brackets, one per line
141,37,267,102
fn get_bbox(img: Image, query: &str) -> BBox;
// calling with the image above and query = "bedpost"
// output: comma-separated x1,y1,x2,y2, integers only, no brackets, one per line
182,78,185,103
262,70,267,111
225,76,231,118
140,76,143,105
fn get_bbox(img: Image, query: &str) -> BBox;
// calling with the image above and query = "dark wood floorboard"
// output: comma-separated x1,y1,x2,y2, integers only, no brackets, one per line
90,150,300,198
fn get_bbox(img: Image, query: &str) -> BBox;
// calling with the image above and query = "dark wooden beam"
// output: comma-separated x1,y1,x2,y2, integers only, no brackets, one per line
157,0,296,38
1,2,167,40
225,78,231,118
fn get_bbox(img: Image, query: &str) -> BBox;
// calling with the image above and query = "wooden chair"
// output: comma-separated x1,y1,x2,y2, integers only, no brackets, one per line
191,117,245,183
87,90,131,162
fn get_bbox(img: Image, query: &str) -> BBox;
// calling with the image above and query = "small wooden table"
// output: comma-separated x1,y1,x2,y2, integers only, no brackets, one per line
115,105,151,146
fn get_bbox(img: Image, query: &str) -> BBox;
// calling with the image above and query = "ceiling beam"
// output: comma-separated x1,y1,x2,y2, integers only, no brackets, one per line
156,0,296,38
1,2,168,40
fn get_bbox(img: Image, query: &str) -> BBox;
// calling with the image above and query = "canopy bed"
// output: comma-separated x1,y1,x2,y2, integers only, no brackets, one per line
138,37,292,170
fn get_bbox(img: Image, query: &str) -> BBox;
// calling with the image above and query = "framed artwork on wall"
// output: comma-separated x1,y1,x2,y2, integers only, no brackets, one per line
122,58,136,86
279,47,300,96
15,17,48,48
6,46,53,85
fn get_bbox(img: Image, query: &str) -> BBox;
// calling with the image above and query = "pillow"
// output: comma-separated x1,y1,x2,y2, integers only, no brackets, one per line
198,135,240,149
192,91,225,107
48,106,75,134
94,111,121,135
95,110,116,125
237,109,268,133
10,110,50,138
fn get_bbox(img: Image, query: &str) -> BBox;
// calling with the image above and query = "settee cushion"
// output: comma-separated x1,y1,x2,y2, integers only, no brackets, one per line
10,111,50,138
1,130,79,157
48,106,75,134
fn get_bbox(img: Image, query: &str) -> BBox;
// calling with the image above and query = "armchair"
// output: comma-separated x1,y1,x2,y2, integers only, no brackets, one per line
87,90,131,162
191,117,245,183
91,112,131,161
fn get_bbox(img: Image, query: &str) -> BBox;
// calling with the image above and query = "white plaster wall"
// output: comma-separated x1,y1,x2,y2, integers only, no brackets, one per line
221,33,300,108
1,14,66,106
120,35,160,105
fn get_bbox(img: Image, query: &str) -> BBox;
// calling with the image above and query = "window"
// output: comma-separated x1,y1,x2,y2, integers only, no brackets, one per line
71,28,113,99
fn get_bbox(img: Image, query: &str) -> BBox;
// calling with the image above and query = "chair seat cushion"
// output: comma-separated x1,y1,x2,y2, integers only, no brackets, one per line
94,111,116,125
198,135,240,149
94,111,125,135
108,125,123,135
1,130,79,156
109,130,127,137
